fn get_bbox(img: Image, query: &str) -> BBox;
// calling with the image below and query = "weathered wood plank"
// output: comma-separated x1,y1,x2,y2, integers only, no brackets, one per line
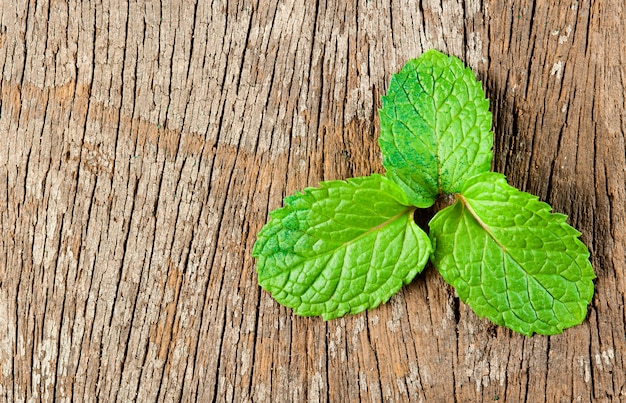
1,0,624,401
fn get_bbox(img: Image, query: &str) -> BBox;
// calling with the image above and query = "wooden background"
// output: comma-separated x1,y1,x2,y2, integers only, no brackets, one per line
1,0,625,401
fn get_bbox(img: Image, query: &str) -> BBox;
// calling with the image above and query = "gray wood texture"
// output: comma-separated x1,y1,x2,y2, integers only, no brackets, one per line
1,0,624,401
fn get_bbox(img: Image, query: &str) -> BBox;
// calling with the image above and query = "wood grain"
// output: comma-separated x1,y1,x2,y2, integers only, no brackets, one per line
1,0,624,401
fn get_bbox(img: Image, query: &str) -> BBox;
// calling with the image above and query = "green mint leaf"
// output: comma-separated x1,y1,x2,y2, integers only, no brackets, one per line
429,172,595,336
252,174,432,320
379,49,493,207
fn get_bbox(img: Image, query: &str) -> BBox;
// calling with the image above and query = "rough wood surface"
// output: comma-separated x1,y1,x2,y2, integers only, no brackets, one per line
1,0,624,401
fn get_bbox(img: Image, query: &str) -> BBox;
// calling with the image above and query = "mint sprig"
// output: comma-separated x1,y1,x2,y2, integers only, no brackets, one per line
253,49,595,336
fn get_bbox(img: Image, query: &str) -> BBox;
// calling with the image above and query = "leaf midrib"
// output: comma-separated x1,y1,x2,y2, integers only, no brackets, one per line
456,193,559,304
311,206,417,255
456,193,508,252
297,205,418,299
